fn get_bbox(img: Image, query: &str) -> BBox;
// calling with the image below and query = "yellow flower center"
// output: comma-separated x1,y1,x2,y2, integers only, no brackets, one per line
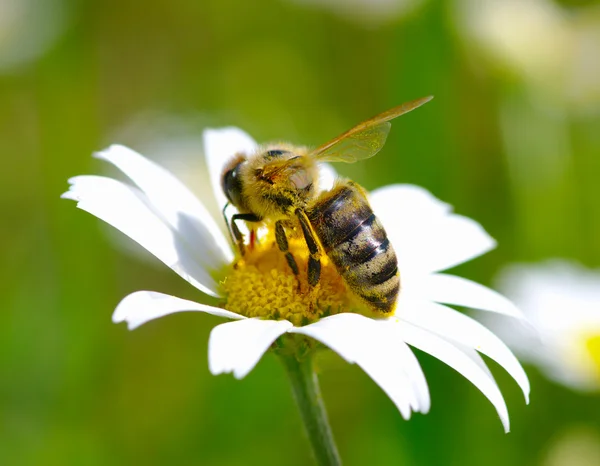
585,334,600,382
222,234,362,326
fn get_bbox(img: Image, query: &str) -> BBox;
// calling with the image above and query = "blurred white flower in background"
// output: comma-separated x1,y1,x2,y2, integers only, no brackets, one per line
454,0,600,114
452,0,600,259
454,0,570,84
0,0,67,72
484,260,600,392
567,11,600,113
543,426,600,466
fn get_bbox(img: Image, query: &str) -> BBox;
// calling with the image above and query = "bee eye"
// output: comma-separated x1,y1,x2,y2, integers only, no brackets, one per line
222,162,244,207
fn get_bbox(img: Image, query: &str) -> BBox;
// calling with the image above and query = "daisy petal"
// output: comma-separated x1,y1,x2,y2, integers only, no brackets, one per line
453,343,496,381
95,144,233,268
397,321,510,432
370,184,496,275
208,318,293,379
113,291,243,330
418,273,524,318
379,319,431,413
62,176,221,297
396,337,430,414
292,313,419,419
371,184,452,218
203,127,258,215
401,300,530,403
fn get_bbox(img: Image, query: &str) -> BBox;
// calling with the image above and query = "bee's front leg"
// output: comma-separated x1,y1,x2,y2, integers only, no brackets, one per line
229,212,262,257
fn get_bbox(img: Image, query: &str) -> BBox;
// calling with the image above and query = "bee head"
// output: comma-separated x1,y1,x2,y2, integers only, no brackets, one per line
221,154,247,209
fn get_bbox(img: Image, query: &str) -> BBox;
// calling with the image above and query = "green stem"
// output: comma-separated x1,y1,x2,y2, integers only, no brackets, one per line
281,353,342,466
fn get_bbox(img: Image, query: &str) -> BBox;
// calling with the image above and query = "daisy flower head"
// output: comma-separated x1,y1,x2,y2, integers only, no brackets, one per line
486,260,600,392
62,126,529,436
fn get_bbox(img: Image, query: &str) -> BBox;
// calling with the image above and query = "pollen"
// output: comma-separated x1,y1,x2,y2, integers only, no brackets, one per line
222,235,360,326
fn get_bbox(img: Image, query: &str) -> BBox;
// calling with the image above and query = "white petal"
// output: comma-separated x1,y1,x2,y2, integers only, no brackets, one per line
416,273,524,318
370,184,496,275
113,291,243,330
397,321,510,432
291,313,420,419
400,300,530,403
203,127,258,215
95,144,234,268
397,338,430,414
371,184,452,218
62,176,221,297
209,318,293,379
378,319,431,414
454,343,497,381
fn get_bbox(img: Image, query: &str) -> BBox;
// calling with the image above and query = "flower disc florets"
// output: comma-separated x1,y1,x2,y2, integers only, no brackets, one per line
222,233,360,326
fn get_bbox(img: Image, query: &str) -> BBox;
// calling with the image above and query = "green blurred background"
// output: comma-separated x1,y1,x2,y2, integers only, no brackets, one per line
2,0,600,464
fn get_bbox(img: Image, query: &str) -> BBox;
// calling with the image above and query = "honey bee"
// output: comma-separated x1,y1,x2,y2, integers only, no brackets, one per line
221,96,433,314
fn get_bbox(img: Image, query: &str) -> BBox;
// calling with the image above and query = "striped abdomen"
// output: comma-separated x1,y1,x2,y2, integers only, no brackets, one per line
307,181,399,314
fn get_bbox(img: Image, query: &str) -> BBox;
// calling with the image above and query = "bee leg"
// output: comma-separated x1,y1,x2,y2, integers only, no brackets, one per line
275,221,300,285
230,219,246,257
230,213,262,257
295,209,321,289
222,203,235,247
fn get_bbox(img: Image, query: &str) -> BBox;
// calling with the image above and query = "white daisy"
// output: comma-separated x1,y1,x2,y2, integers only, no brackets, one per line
485,260,600,392
62,128,529,432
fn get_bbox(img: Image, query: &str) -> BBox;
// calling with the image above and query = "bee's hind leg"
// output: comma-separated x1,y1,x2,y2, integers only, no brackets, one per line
275,221,300,285
295,209,321,302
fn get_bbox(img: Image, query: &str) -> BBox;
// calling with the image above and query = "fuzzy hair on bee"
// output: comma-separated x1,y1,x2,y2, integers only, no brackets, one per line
240,144,319,221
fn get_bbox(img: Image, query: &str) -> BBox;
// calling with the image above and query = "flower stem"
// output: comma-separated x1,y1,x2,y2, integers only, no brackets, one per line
281,353,342,466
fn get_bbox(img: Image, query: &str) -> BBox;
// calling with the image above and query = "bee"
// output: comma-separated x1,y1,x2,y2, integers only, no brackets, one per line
221,96,433,314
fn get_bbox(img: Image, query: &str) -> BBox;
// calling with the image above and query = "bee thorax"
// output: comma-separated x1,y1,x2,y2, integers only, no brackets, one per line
289,168,313,191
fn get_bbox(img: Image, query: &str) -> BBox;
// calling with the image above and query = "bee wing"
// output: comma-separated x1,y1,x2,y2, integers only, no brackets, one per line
309,95,433,164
